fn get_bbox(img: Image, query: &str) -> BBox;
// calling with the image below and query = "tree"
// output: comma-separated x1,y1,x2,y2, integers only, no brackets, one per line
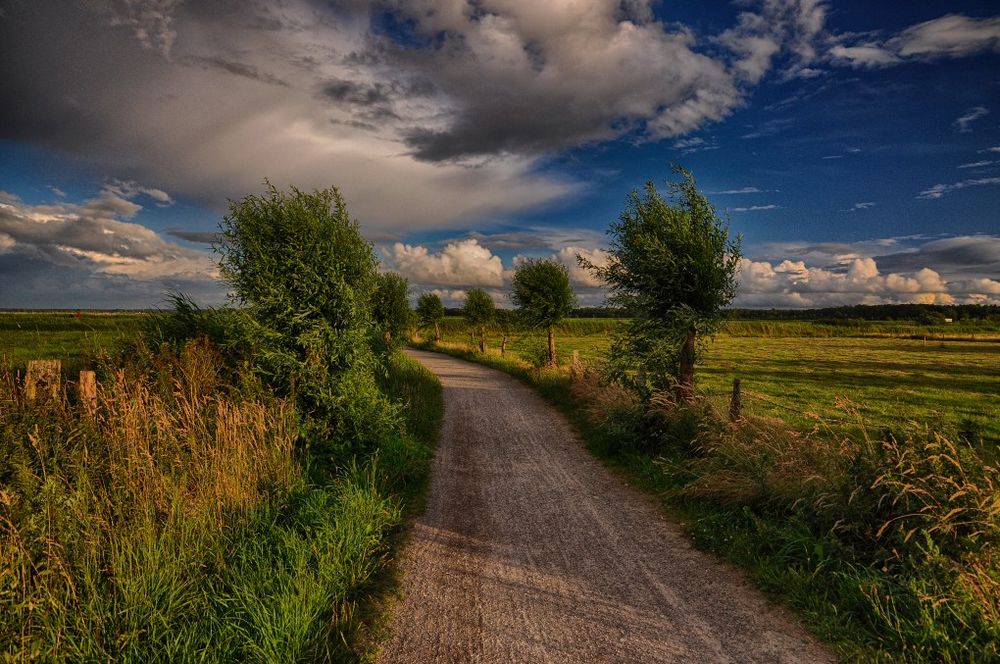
415,292,445,342
373,272,411,352
511,259,576,366
217,182,399,451
462,288,495,353
581,167,741,399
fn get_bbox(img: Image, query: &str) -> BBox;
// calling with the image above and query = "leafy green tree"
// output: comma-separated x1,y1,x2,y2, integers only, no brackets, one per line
415,292,445,342
462,288,495,353
218,182,399,451
511,259,576,366
373,272,411,352
582,167,741,399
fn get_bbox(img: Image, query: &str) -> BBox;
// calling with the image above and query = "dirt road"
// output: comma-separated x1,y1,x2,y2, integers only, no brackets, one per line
378,350,834,663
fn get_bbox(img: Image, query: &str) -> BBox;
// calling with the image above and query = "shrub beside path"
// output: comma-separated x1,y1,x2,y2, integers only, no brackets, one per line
378,350,834,663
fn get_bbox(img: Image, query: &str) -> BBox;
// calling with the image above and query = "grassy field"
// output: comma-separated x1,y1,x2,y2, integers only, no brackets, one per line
418,324,1000,660
433,317,1000,442
0,311,150,371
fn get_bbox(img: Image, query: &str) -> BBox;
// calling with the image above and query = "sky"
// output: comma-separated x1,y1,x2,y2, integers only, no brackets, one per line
1,0,999,309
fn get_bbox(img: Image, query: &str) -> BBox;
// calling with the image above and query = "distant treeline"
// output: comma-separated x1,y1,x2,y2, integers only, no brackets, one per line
726,303,1000,322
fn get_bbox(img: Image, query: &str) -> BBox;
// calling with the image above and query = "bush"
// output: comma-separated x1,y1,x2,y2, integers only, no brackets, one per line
218,183,399,453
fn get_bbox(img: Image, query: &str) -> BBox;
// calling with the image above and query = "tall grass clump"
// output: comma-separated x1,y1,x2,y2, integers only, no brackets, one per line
0,338,440,661
617,382,1000,660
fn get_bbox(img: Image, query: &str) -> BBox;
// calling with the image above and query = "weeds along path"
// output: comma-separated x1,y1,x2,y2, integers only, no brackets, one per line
378,350,833,664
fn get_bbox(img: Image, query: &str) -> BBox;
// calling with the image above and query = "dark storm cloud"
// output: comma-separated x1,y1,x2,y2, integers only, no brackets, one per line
873,236,1000,276
0,254,225,309
167,229,221,244
181,56,289,87
321,78,392,105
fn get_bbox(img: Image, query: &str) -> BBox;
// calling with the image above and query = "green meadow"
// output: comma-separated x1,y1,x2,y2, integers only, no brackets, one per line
434,316,1000,442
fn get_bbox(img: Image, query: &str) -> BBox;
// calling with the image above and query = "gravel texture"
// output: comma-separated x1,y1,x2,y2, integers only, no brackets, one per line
378,349,835,663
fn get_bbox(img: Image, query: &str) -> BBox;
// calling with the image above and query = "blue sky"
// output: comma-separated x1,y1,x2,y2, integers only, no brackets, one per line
1,0,998,308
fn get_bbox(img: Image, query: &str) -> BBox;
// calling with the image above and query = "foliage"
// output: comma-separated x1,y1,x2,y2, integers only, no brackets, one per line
217,182,399,452
372,272,411,352
462,288,495,352
583,167,741,392
511,259,576,329
415,292,445,340
511,259,576,365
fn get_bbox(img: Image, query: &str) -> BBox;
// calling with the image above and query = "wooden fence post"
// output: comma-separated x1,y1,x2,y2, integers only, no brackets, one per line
25,360,61,401
79,370,97,416
570,350,581,380
729,378,742,422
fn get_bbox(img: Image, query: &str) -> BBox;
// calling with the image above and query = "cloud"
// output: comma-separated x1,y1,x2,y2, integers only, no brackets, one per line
712,187,768,195
730,204,781,212
0,187,222,307
672,136,719,154
980,147,1000,154
0,0,576,232
917,177,1000,199
553,246,610,289
48,186,67,197
957,160,994,169
828,43,901,68
386,239,506,288
954,106,989,133
167,229,220,244
841,201,875,212
393,0,742,160
831,14,1000,68
715,0,829,82
736,256,963,307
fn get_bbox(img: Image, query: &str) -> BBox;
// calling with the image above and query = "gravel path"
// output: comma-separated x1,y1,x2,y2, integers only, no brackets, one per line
378,349,835,663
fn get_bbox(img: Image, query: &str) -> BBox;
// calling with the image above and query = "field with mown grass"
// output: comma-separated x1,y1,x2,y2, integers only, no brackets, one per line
432,316,1000,442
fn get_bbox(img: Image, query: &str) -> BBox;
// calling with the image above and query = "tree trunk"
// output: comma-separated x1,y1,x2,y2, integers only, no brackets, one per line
547,326,556,367
678,328,696,401
434,321,441,342
384,330,392,351
479,327,486,353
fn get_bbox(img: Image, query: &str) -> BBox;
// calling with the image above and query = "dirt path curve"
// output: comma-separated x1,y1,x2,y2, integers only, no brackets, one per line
378,350,835,664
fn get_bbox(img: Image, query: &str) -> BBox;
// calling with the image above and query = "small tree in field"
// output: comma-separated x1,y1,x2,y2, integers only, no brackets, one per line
373,272,410,352
581,167,741,399
462,288,495,353
511,259,576,366
415,292,445,342
218,182,399,451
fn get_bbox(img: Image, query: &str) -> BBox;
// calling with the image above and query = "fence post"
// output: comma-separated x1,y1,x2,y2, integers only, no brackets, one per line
25,360,61,401
570,350,581,380
729,377,742,422
636,365,647,389
79,370,97,416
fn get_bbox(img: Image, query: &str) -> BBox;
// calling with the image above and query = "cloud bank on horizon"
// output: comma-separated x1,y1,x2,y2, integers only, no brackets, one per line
1,0,999,308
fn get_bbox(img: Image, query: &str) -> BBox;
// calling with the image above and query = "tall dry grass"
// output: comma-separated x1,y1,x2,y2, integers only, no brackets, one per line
0,338,425,661
566,364,1000,659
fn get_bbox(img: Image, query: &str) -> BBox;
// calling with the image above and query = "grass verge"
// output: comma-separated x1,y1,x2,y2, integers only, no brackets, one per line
0,342,442,662
413,339,999,663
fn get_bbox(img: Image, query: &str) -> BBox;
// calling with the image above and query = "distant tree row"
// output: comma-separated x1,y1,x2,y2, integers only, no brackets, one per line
727,303,1000,322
